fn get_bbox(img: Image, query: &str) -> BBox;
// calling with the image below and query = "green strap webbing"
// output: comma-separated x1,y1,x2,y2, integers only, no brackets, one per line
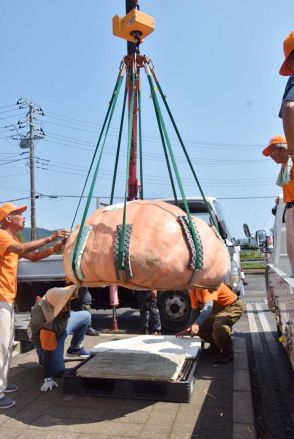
71,63,126,278
71,225,93,281
145,63,202,270
150,65,218,231
110,78,128,204
148,81,178,204
138,82,144,200
118,68,136,271
71,63,126,231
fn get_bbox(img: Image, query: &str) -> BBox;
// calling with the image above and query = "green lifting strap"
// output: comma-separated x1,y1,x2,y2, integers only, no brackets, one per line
71,62,126,279
147,79,179,205
138,81,144,200
71,62,126,230
145,62,202,271
149,64,218,231
110,77,128,204
117,66,136,272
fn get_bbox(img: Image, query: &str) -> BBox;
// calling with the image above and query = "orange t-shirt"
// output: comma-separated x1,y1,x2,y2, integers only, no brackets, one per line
189,283,237,310
283,166,294,203
0,230,19,303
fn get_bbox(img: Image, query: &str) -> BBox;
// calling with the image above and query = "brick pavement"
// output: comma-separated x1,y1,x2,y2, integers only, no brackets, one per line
0,312,255,438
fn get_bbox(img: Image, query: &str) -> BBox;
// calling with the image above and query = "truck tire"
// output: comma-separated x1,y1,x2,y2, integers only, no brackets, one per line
157,290,191,332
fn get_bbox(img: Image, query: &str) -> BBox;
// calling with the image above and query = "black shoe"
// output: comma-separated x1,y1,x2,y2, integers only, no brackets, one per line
86,326,100,336
67,346,91,358
215,351,233,364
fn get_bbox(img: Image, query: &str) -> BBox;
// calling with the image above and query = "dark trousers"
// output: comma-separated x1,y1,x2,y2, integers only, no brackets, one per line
198,300,244,353
137,294,161,333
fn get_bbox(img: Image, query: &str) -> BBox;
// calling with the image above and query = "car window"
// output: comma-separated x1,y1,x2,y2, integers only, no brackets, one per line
191,212,212,225
213,200,232,241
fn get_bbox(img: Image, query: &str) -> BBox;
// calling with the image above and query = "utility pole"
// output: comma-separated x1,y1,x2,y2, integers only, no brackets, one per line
17,98,45,240
28,103,36,240
126,0,139,201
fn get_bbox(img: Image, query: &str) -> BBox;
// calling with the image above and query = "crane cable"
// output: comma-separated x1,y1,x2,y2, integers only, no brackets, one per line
145,61,203,270
149,62,218,232
70,56,220,277
71,61,126,279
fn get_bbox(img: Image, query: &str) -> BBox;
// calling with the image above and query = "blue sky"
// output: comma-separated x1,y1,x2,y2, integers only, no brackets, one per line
1,0,293,238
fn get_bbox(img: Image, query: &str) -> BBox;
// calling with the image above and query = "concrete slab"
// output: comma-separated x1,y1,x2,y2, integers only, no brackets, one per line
77,351,186,381
80,334,201,382
90,334,201,358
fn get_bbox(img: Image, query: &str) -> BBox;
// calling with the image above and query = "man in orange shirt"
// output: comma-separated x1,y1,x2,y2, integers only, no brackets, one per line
262,135,294,275
279,32,294,159
0,202,69,409
176,283,244,364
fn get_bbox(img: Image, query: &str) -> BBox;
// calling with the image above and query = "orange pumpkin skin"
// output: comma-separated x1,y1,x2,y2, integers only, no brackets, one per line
64,200,229,290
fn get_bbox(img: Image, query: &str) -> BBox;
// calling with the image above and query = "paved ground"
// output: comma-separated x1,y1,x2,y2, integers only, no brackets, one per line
0,275,274,438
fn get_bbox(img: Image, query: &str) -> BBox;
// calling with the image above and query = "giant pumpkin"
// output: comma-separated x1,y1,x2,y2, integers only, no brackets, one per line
63,200,229,290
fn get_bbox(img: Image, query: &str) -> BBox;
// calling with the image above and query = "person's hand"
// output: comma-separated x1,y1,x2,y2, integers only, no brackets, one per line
176,327,191,337
190,324,199,336
52,240,66,253
40,378,59,392
49,229,70,243
176,324,199,338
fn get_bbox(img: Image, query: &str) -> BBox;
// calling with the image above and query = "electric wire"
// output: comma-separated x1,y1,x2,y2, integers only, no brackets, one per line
0,104,18,110
44,110,262,149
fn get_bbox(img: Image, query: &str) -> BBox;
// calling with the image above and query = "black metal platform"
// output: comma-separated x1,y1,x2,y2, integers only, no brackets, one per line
63,355,198,403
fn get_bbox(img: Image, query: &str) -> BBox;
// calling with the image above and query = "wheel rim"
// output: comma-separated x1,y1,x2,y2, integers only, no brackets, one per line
163,294,188,321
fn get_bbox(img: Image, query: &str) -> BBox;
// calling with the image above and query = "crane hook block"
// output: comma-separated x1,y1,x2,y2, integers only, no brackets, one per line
113,9,155,43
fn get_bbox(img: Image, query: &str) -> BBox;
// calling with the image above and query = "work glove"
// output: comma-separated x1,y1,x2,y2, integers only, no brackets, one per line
40,377,59,392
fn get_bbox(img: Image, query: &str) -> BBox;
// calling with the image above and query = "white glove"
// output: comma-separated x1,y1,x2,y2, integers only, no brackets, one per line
40,377,59,392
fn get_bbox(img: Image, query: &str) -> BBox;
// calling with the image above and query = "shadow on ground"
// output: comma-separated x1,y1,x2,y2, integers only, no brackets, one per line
1,360,155,433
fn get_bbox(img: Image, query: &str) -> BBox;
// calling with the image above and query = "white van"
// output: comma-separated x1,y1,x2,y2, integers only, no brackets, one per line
156,197,244,330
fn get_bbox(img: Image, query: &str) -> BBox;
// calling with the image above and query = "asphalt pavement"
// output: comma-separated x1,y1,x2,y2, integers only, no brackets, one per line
1,273,291,439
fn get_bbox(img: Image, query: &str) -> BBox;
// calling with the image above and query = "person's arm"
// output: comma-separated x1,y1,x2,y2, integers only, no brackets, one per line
176,308,200,337
194,301,213,326
187,309,200,327
282,101,294,157
23,240,66,261
177,301,213,337
7,230,69,259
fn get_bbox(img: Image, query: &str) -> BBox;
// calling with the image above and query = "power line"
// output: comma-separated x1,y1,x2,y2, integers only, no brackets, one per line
42,137,266,165
0,193,277,203
0,112,27,120
0,108,22,115
40,111,264,150
217,195,278,200
0,104,17,110
0,157,28,166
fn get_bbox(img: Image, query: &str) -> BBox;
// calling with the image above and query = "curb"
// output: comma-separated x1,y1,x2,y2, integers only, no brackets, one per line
232,336,256,439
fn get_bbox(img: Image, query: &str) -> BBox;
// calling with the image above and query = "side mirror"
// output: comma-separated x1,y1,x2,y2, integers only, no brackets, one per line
255,230,267,248
218,220,227,240
243,223,253,240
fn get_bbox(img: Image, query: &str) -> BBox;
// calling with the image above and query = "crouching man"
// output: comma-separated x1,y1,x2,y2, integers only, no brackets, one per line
27,285,91,391
176,283,244,364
